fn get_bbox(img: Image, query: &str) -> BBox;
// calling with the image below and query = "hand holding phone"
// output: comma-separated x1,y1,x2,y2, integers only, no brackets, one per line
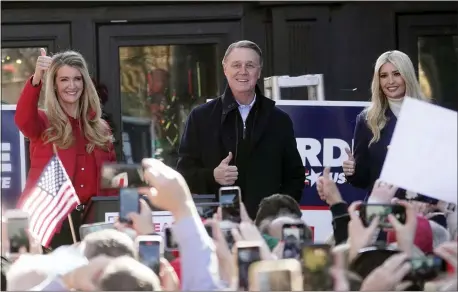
248,259,303,291
360,203,406,228
5,210,30,258
136,235,163,275
236,241,262,290
282,223,307,260
119,188,140,224
219,186,242,223
302,244,333,291
407,255,447,281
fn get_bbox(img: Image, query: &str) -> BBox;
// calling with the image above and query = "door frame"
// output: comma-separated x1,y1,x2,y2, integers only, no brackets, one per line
397,12,458,110
97,21,241,159
397,13,458,71
2,23,72,52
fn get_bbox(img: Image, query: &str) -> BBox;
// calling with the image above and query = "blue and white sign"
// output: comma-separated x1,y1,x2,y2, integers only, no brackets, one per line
276,100,371,208
1,105,27,209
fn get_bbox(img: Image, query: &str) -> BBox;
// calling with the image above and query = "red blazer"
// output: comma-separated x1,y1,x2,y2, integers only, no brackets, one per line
15,77,117,207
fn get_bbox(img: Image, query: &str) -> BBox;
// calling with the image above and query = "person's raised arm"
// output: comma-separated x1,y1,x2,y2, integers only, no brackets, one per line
14,48,51,140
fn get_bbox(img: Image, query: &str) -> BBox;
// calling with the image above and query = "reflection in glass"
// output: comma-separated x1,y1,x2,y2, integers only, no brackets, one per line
418,36,458,111
1,48,45,106
119,45,218,167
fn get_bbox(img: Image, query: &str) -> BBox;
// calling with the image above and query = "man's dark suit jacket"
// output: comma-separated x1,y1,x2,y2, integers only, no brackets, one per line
176,85,305,218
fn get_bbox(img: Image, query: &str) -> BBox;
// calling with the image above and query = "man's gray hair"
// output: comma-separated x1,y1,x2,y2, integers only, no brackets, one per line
83,229,137,260
222,40,263,67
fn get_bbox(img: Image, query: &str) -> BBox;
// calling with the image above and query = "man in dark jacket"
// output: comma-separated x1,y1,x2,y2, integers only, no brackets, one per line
176,40,305,219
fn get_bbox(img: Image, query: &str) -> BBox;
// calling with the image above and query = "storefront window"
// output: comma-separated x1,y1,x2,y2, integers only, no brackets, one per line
1,48,45,106
119,44,218,167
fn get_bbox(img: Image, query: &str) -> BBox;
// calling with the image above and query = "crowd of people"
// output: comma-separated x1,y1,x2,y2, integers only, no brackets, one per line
0,38,456,291
1,159,457,291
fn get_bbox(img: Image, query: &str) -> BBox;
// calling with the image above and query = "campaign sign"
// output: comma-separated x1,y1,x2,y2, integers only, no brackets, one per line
276,100,370,207
1,105,27,209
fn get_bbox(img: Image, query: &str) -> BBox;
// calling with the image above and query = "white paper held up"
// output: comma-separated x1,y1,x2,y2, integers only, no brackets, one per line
380,97,457,204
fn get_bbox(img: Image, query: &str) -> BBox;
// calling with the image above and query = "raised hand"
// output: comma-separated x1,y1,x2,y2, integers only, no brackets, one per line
342,147,355,177
317,167,343,205
360,253,412,291
369,179,398,203
32,48,52,85
213,152,238,186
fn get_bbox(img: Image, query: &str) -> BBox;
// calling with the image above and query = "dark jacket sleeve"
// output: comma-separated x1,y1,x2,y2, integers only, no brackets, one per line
176,109,216,194
280,114,305,202
346,112,371,190
330,202,350,245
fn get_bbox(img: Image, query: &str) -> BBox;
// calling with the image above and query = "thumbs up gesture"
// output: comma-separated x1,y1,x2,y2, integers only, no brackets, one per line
32,48,52,86
342,147,355,177
317,167,343,205
213,152,238,186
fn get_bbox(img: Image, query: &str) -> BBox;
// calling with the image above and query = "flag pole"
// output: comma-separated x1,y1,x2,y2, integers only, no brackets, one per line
67,214,77,244
53,144,78,244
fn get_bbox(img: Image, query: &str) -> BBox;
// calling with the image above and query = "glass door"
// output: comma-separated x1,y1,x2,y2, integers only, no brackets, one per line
2,23,71,105
97,21,241,166
397,13,458,111
1,24,71,208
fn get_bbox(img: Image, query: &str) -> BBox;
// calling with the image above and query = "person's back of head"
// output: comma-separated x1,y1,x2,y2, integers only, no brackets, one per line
350,245,423,291
83,229,137,260
98,256,161,291
5,254,48,291
349,247,400,279
255,194,302,226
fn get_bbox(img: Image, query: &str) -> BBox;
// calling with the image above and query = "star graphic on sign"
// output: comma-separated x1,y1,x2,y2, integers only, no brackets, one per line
305,169,322,187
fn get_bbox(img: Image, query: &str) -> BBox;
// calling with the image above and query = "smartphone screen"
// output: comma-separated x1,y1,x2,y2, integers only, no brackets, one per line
282,224,306,259
258,270,292,292
138,240,161,274
119,188,140,223
164,227,178,250
79,223,114,239
7,217,29,254
302,244,333,290
409,255,447,280
219,187,241,223
237,246,261,290
100,163,147,189
360,204,406,228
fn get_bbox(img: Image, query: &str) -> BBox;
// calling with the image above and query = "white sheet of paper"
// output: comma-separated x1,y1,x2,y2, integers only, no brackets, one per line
380,97,457,204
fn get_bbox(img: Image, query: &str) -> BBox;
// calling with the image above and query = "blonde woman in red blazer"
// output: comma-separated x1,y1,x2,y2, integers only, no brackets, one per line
15,48,117,249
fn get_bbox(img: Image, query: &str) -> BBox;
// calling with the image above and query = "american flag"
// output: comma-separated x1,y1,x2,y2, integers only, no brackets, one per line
19,155,80,247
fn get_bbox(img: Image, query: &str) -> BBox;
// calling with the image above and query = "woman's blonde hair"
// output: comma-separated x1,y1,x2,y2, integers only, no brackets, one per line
365,50,431,146
42,50,113,152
